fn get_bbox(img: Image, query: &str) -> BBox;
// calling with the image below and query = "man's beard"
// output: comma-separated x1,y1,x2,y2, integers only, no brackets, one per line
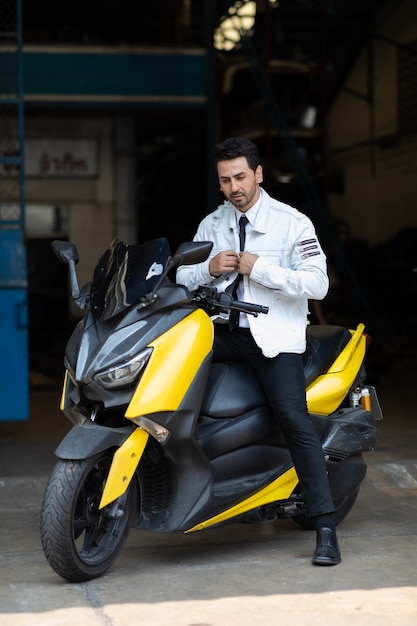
230,193,248,208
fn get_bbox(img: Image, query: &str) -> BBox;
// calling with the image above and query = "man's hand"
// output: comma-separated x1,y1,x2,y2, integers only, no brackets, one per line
209,250,239,277
238,251,259,275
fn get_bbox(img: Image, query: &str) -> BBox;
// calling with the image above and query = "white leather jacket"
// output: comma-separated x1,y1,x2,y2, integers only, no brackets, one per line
176,188,329,357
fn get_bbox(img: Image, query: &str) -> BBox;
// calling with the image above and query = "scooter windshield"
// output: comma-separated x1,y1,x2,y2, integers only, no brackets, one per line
89,237,171,321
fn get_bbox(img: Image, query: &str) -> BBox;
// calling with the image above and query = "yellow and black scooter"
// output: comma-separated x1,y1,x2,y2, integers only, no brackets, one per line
40,237,383,582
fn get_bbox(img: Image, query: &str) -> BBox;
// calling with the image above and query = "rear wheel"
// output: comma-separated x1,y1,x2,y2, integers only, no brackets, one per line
292,487,360,530
40,452,137,582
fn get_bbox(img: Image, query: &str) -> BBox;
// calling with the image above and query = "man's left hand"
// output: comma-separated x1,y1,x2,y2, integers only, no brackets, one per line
238,251,258,275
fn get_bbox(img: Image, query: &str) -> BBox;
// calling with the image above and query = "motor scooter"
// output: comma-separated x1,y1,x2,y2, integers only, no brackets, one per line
40,237,383,582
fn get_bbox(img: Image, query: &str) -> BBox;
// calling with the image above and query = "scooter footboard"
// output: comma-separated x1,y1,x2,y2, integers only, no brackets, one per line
320,407,377,459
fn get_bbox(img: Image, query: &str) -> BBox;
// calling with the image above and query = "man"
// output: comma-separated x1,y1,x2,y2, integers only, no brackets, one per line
176,136,341,566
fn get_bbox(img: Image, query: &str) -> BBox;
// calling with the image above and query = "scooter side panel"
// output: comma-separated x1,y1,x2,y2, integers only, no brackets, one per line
322,407,377,455
185,466,299,532
306,329,366,415
327,324,365,374
125,309,213,417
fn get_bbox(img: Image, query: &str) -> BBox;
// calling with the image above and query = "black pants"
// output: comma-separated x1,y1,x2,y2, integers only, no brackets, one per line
213,326,335,519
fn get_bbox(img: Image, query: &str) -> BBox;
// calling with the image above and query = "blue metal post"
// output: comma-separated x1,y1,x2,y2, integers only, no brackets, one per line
0,0,29,421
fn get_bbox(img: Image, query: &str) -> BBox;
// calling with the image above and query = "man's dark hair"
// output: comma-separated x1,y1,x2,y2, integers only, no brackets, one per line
213,137,260,172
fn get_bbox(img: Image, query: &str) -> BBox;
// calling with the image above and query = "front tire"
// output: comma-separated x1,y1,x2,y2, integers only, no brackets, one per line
40,452,137,582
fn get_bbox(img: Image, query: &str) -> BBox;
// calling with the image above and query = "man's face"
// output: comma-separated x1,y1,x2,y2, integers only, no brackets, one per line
217,157,263,212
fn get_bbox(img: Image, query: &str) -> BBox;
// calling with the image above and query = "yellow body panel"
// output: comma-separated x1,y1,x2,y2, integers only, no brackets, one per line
99,428,149,509
125,309,213,418
307,324,366,415
60,370,68,411
185,467,298,532
327,323,365,373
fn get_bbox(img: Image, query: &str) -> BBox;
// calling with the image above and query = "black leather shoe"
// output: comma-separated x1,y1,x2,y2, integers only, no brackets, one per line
312,527,341,566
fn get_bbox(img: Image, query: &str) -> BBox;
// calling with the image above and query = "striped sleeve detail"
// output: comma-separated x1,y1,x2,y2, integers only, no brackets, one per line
296,238,321,258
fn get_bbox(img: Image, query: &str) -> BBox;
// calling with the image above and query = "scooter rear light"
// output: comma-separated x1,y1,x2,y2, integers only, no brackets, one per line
131,416,170,444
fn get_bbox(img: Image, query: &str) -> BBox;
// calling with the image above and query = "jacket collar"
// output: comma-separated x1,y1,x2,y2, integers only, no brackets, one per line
250,188,270,234
224,187,270,234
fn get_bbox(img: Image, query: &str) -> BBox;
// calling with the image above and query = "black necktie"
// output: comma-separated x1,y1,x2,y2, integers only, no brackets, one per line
228,215,249,330
238,214,248,252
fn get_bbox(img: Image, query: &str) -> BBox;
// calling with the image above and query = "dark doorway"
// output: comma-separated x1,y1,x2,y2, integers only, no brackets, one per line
134,108,212,254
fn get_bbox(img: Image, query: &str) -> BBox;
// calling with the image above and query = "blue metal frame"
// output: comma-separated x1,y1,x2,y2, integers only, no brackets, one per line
0,0,29,421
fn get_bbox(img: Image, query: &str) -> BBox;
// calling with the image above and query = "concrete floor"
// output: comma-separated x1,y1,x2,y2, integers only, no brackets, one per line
1,348,417,626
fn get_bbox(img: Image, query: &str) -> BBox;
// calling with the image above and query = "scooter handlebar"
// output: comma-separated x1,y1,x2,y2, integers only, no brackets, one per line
219,292,269,315
192,287,269,317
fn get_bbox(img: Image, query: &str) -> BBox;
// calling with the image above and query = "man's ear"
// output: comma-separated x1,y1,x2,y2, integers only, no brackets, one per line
256,164,263,183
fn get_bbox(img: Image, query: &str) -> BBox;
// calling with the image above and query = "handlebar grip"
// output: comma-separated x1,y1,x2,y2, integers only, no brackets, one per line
258,305,269,314
231,299,269,315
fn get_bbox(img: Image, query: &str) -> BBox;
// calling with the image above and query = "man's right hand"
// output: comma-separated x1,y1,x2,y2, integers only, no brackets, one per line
209,250,239,277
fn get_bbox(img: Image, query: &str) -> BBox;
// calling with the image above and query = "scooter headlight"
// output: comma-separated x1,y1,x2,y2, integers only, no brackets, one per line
94,347,153,389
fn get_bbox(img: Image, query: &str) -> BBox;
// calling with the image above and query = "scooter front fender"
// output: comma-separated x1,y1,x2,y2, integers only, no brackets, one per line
99,427,149,509
54,421,136,460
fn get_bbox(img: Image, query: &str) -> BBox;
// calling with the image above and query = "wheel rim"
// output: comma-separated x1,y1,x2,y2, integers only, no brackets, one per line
71,455,132,567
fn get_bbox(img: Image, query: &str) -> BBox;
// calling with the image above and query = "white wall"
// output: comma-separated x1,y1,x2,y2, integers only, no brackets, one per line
24,115,116,291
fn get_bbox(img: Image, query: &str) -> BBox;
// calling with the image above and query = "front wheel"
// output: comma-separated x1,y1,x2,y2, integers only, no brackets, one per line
40,452,137,582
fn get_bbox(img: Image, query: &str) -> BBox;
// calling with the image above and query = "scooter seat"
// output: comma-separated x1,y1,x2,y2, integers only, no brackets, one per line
202,362,267,418
201,325,351,419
